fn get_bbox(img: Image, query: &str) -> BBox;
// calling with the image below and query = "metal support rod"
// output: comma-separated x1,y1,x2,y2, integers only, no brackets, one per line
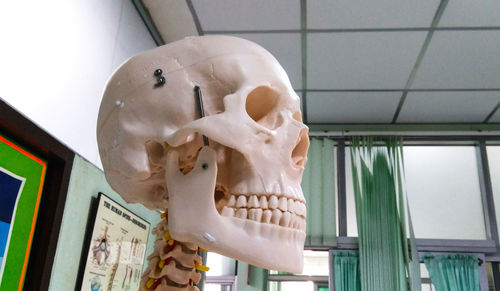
492,263,500,290
194,86,209,146
337,141,347,237
329,250,335,291
478,253,489,291
335,237,498,254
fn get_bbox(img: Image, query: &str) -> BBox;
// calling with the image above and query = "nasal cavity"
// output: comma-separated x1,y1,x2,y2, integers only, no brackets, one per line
245,86,283,129
292,129,309,167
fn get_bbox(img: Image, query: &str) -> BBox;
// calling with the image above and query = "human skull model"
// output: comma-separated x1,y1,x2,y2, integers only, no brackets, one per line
97,35,309,290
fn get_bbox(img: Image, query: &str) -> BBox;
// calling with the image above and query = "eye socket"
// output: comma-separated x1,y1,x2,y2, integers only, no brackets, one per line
245,86,283,129
145,140,166,166
245,86,279,122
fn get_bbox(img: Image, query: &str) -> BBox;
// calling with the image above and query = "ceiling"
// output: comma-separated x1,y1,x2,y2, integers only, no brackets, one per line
138,0,500,128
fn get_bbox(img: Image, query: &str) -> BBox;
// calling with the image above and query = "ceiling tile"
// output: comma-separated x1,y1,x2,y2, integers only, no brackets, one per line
398,91,500,123
439,0,500,27
192,0,300,31
308,32,426,89
308,0,440,29
412,31,500,89
489,109,500,123
230,33,302,90
306,91,401,123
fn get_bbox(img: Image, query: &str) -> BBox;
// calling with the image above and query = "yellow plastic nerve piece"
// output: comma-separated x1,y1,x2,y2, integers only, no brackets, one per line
195,262,210,272
158,260,165,269
199,247,208,252
163,230,171,240
160,212,167,219
146,278,155,288
167,239,174,246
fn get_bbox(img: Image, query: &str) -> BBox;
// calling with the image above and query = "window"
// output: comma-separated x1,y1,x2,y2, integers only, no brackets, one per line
205,253,236,291
268,281,315,291
268,251,329,290
420,263,436,291
346,146,487,239
206,252,236,276
264,138,499,290
204,283,233,291
302,250,329,276
269,251,329,276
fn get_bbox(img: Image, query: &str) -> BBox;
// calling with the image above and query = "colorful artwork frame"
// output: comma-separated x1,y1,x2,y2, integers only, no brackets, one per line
79,193,150,291
0,134,47,291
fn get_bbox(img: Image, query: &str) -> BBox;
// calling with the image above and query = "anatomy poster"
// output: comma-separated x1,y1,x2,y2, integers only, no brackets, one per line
80,193,150,291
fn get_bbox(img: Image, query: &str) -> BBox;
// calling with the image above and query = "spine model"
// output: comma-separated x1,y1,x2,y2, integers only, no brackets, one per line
141,211,209,291
107,240,122,291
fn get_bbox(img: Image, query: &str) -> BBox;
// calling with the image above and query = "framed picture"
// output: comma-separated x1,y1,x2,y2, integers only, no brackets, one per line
0,134,47,291
79,193,150,291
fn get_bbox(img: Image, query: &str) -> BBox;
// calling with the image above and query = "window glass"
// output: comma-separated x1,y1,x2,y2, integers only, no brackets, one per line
421,263,436,291
204,284,232,291
270,251,329,276
268,281,315,291
487,146,500,239
206,252,236,276
302,250,329,276
346,146,487,239
404,146,485,239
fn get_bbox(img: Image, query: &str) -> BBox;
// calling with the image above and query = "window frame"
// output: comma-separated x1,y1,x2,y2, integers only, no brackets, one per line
268,135,500,291
205,275,237,291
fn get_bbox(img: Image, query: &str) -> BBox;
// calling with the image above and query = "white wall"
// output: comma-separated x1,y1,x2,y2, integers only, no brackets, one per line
0,0,156,167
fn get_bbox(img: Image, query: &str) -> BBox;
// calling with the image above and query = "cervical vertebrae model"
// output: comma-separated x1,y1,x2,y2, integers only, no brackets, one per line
97,35,309,290
142,212,203,290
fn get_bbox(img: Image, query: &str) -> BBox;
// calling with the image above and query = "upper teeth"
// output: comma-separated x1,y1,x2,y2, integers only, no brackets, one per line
220,194,306,231
268,196,278,209
236,195,247,208
248,195,259,208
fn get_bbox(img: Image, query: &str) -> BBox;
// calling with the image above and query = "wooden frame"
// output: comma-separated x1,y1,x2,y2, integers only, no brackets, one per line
0,99,74,290
0,134,47,290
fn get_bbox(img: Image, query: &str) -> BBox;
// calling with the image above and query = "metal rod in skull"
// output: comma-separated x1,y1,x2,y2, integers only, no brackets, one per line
97,36,309,291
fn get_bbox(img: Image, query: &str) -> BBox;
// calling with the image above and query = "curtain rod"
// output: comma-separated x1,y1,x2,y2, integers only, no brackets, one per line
307,124,500,133
308,131,500,138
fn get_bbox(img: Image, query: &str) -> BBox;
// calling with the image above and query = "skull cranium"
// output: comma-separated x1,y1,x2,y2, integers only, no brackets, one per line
97,35,309,274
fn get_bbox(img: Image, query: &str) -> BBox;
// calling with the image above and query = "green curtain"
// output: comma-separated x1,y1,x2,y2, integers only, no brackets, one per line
423,254,480,291
334,252,361,291
302,138,336,246
350,137,420,291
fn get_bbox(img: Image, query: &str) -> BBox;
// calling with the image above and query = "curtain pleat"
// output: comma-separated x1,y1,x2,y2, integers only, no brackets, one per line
350,137,420,291
322,138,336,245
301,138,337,246
309,139,323,245
423,254,480,291
335,252,361,291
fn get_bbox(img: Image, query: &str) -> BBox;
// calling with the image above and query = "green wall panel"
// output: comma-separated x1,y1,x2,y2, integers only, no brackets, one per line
48,156,161,290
